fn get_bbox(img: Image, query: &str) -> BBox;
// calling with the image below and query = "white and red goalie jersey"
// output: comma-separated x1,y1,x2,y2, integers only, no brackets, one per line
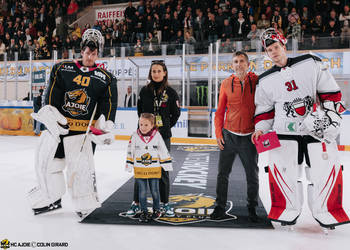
254,54,342,135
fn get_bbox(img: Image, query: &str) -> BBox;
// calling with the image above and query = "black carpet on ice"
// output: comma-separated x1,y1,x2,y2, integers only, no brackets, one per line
82,145,273,229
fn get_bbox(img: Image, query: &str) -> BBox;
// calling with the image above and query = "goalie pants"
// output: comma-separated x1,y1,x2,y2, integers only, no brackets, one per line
215,129,259,209
133,138,171,204
266,134,349,227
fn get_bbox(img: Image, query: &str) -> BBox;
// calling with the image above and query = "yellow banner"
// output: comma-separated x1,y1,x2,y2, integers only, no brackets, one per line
0,108,35,135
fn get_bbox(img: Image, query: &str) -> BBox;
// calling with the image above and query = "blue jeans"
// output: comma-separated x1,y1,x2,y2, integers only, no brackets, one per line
136,178,160,212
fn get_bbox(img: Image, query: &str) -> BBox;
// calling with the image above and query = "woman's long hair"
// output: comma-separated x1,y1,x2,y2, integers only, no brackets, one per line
147,60,169,95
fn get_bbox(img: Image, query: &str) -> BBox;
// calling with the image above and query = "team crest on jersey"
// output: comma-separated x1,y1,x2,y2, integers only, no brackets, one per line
283,96,313,117
141,153,152,165
62,89,90,116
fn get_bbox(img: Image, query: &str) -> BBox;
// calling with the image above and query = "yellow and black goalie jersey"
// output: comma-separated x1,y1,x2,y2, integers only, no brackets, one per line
44,60,118,132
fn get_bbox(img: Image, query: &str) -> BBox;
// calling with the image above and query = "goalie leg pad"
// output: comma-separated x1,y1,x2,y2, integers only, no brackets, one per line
28,131,66,209
63,134,101,212
306,142,350,227
266,140,303,224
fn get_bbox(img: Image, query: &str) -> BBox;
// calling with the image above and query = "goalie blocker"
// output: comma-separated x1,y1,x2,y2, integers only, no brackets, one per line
265,135,349,228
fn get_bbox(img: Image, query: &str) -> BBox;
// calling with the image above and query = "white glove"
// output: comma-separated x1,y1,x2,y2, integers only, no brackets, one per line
89,115,115,145
125,164,133,173
300,105,340,142
31,105,69,141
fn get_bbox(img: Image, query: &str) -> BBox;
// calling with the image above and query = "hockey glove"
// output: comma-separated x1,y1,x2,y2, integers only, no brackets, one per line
301,101,344,142
89,115,115,145
31,105,69,141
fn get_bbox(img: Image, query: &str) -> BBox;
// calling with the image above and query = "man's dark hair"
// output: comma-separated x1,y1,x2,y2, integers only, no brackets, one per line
234,51,249,62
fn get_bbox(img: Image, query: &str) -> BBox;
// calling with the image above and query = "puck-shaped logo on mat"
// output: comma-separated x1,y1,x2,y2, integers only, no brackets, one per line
119,193,237,225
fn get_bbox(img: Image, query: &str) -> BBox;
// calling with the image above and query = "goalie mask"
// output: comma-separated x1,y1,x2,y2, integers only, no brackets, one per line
260,28,287,49
81,29,104,52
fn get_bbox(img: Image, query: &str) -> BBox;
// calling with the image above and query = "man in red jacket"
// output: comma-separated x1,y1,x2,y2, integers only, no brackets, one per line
210,51,259,222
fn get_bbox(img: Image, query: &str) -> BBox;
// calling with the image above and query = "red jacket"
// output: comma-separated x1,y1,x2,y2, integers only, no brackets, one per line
214,72,258,138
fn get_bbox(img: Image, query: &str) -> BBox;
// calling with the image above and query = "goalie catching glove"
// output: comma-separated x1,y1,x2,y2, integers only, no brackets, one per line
301,101,346,142
89,115,115,145
31,105,69,141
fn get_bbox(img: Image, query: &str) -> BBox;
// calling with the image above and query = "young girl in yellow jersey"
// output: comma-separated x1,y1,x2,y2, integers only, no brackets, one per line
126,113,172,222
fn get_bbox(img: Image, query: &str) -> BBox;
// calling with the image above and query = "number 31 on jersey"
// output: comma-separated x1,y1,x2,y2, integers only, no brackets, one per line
285,80,298,92
73,75,90,87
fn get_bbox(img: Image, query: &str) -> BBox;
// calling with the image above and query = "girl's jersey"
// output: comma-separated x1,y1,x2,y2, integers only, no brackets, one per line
126,129,172,179
254,54,342,135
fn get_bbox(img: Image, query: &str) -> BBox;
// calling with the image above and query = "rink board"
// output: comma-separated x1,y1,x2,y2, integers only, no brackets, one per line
82,145,273,229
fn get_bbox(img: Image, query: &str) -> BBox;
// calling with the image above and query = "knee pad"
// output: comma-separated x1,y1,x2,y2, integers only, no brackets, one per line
306,142,350,227
28,131,66,209
266,140,303,223
63,134,100,212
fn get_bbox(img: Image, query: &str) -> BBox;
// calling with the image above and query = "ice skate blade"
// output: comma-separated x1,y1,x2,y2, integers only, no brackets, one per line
33,200,62,215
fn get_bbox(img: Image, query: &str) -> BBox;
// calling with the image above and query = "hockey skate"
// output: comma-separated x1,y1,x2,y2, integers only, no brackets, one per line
33,199,62,215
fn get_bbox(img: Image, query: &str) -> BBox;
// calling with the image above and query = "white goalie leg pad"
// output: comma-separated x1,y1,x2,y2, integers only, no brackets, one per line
306,141,350,227
63,134,101,212
266,140,303,223
28,131,66,209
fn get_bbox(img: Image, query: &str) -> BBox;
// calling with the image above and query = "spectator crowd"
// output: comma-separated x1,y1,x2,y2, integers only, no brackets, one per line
1,0,350,60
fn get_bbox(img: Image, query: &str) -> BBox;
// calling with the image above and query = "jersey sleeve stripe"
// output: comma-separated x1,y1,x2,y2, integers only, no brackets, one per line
48,63,65,104
254,109,275,125
318,91,342,102
107,86,112,120
99,68,111,81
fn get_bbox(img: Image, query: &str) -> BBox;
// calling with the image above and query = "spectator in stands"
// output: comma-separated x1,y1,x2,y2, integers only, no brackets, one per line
183,10,194,36
82,23,91,35
63,36,73,51
0,39,5,60
208,12,218,43
41,40,51,59
247,23,261,51
184,30,196,54
215,8,226,38
52,35,62,56
135,11,146,43
271,9,283,30
56,20,69,42
327,9,341,31
92,20,102,31
310,14,325,47
18,39,27,60
144,32,159,56
162,13,172,42
325,19,341,47
220,38,234,53
171,11,182,39
0,21,4,41
194,9,206,43
286,15,301,41
125,1,136,20
25,39,35,55
67,0,79,24
257,13,270,31
153,13,162,43
137,0,145,15
28,22,37,40
299,5,312,25
233,10,249,40
222,19,233,40
71,34,81,54
134,38,144,56
112,23,122,45
72,23,82,38
172,30,184,55
34,41,43,60
339,5,350,45
288,7,300,24
265,5,273,21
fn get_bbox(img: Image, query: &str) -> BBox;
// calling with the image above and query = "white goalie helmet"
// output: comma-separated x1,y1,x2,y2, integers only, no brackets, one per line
260,28,287,49
81,28,104,52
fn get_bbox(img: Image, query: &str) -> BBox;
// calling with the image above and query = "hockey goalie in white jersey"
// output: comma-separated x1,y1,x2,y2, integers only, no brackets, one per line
252,28,349,229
